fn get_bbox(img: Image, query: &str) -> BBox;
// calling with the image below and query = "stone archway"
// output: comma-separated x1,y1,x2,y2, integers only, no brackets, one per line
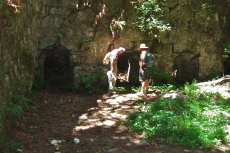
117,50,139,85
223,57,230,75
173,51,200,84
38,45,73,89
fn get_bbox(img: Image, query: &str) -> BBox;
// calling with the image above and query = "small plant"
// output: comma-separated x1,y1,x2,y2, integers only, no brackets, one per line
116,119,126,126
7,94,31,117
74,72,107,94
75,38,87,47
201,3,215,11
223,43,230,59
56,29,63,39
59,20,67,25
151,84,176,92
11,95,31,111
7,140,21,152
204,68,222,81
150,65,176,85
28,128,36,134
7,103,24,117
131,86,141,92
115,86,126,92
183,81,200,95
34,119,43,125
32,67,42,90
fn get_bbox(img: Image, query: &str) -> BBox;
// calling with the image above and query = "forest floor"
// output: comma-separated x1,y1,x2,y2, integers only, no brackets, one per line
11,88,224,153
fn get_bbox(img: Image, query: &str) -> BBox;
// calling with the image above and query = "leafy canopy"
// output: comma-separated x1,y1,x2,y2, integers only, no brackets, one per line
132,0,171,37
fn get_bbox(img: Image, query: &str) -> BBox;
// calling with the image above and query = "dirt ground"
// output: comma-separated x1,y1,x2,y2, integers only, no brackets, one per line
12,90,222,153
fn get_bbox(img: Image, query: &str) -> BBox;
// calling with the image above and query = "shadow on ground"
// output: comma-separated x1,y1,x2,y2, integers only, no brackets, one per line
11,91,220,153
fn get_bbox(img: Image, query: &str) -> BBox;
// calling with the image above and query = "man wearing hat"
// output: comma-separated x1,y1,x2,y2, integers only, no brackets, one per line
138,43,150,95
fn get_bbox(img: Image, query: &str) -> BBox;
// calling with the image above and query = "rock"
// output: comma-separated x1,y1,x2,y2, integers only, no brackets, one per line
138,138,150,147
163,91,183,99
50,139,65,150
74,137,80,144
106,149,117,153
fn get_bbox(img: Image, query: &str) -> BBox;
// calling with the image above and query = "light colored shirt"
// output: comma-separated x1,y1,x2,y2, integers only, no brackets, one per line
110,49,119,61
139,50,147,67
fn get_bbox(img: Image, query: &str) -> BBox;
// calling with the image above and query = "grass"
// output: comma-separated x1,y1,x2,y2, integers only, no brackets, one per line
126,82,230,149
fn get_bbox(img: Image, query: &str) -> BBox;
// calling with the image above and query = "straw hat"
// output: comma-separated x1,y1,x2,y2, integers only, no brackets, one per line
139,43,148,49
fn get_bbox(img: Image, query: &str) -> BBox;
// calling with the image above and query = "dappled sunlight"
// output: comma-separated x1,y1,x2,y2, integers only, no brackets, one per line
6,0,22,13
72,93,153,135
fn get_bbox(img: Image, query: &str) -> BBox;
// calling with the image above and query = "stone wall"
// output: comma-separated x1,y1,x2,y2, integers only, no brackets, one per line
35,0,229,86
36,0,140,86
158,0,226,79
0,0,42,150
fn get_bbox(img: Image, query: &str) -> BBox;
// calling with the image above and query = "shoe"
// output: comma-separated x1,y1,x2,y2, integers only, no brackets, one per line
108,90,117,94
137,91,146,95
145,90,149,94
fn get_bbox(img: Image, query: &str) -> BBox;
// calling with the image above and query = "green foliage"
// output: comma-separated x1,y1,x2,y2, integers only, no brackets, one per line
183,81,200,95
56,21,72,39
56,29,63,39
204,68,222,81
59,20,67,25
150,65,176,85
110,21,126,32
34,119,43,125
11,95,31,110
75,38,87,47
127,83,229,149
32,68,43,90
7,103,24,118
73,72,107,94
115,86,126,92
7,140,21,152
201,3,215,11
153,84,177,92
222,43,230,59
28,128,36,134
7,95,31,117
132,0,171,37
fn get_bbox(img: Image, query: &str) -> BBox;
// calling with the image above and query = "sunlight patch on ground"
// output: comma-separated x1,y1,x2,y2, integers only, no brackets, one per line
72,93,144,135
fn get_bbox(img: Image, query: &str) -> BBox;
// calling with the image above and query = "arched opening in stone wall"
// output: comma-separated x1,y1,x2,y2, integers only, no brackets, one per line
38,45,73,90
223,57,230,75
117,50,140,85
173,51,200,84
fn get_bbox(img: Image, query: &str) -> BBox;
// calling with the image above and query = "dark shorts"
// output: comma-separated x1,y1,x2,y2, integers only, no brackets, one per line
139,65,149,81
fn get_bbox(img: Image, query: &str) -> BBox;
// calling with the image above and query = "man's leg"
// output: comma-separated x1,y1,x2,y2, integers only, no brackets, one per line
141,81,145,93
141,80,148,94
108,75,113,91
108,71,117,93
145,79,149,93
139,67,146,94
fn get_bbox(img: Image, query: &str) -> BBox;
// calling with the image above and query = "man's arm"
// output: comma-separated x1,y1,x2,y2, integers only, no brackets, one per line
140,51,147,68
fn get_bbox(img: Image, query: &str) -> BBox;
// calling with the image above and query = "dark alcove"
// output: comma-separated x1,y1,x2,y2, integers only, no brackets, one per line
223,57,230,75
117,50,140,85
38,45,73,89
173,51,200,84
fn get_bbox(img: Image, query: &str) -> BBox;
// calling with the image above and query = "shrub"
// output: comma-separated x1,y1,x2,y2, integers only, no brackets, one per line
127,83,229,149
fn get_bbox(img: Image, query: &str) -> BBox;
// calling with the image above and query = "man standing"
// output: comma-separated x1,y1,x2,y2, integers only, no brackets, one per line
107,47,125,94
138,44,150,95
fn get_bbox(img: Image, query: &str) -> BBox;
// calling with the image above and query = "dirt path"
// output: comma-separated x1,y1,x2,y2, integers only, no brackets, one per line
13,91,220,153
